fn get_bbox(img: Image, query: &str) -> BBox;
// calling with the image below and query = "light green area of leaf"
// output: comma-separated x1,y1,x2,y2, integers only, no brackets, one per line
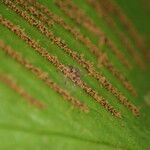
0,0,150,149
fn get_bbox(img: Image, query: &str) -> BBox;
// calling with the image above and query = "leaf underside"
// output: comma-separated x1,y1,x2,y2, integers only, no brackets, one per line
0,0,150,150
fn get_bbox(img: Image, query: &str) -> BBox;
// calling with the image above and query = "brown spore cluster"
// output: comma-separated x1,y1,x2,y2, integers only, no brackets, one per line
0,15,122,117
0,40,89,113
0,71,45,108
0,0,141,117
55,0,132,69
88,0,148,66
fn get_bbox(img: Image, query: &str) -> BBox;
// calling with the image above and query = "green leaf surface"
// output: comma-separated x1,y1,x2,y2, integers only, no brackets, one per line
0,0,150,149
